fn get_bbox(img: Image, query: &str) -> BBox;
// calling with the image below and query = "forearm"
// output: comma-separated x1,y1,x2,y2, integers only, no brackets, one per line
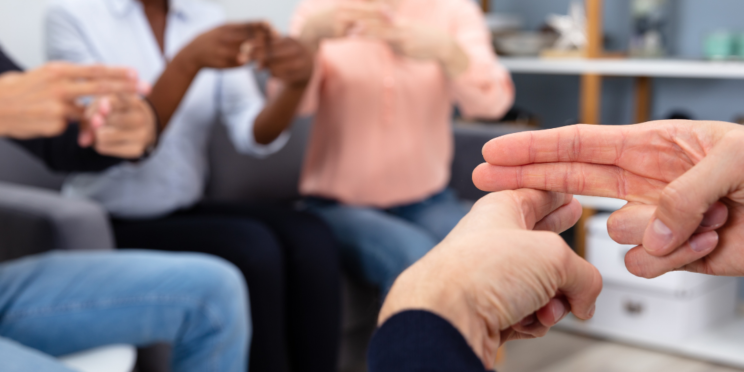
253,83,307,145
147,52,200,131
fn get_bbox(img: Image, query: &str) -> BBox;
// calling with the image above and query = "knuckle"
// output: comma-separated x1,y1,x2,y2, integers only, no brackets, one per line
658,183,695,216
606,213,628,242
47,103,65,118
50,86,67,99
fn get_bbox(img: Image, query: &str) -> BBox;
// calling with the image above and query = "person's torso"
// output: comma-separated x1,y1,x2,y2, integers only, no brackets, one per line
53,0,228,218
300,0,458,206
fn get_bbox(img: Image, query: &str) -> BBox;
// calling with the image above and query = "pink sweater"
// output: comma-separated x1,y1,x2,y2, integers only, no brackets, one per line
290,0,514,207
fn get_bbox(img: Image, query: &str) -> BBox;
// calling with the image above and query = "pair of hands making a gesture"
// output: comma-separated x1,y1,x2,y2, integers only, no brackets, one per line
300,0,469,76
0,63,156,159
474,120,744,278
382,119,744,370
149,22,315,134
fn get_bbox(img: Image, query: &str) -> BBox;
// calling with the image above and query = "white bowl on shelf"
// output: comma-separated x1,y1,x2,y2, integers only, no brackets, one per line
494,32,558,56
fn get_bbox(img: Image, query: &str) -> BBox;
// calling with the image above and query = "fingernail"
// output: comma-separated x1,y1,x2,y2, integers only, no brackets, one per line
587,304,596,318
552,300,567,322
520,315,535,327
647,219,673,253
700,205,726,229
701,214,717,228
689,231,718,253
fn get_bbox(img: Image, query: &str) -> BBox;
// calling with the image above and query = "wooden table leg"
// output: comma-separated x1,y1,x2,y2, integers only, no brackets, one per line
635,76,652,124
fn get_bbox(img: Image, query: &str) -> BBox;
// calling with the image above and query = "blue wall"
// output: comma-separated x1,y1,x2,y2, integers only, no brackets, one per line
493,0,744,128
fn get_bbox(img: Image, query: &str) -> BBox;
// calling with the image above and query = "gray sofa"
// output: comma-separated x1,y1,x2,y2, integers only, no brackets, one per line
0,118,526,372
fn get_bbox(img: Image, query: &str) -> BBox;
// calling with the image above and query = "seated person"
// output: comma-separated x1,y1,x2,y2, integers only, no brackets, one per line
46,0,339,370
0,47,249,372
259,0,515,295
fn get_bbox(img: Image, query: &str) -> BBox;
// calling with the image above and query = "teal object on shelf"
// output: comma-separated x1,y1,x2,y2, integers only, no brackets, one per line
735,34,744,59
705,31,734,60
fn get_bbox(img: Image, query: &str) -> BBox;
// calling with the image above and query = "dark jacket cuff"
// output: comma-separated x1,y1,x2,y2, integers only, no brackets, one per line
368,310,490,372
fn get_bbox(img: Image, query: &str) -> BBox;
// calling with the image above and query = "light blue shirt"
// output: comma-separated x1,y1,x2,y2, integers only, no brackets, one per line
46,0,289,218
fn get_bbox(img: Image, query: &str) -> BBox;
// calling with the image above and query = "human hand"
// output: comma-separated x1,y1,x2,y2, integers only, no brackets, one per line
175,22,272,73
300,0,392,49
379,190,602,370
79,92,157,159
0,62,138,139
250,37,314,88
473,120,744,278
375,18,468,76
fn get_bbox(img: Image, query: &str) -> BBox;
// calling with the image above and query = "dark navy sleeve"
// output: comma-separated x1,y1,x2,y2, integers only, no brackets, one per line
0,47,22,72
0,47,124,173
9,125,123,173
368,310,491,372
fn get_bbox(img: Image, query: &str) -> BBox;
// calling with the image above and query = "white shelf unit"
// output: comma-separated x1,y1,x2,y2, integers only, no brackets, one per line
557,315,744,369
500,57,744,80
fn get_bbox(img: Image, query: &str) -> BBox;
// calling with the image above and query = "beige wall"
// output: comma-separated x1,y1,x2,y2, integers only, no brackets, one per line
0,0,301,68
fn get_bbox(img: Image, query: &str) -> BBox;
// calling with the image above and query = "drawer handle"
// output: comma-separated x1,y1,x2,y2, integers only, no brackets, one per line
624,301,644,315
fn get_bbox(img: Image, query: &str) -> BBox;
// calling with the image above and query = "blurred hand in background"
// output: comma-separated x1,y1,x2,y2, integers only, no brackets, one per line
250,36,315,88
175,22,273,72
300,0,468,76
79,90,157,159
0,62,137,139
473,120,744,278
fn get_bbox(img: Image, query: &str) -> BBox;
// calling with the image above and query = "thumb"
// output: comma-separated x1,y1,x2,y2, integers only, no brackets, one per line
643,142,742,256
560,248,602,320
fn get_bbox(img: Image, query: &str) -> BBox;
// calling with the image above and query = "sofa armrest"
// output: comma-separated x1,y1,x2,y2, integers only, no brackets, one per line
0,182,114,262
450,123,533,201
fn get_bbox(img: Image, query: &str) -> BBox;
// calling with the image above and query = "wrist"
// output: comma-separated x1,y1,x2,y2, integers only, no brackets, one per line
379,256,492,355
299,27,324,53
438,37,468,77
171,49,201,78
301,10,334,51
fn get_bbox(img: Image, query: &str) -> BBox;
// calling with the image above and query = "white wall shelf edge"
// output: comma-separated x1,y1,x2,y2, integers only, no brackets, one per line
500,57,744,79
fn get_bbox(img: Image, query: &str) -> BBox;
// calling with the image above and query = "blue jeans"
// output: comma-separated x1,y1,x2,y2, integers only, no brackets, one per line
0,251,249,372
306,188,468,294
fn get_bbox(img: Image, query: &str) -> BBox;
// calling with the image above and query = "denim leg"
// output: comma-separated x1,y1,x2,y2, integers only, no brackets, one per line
0,337,76,372
310,204,436,294
0,251,249,372
389,188,469,242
